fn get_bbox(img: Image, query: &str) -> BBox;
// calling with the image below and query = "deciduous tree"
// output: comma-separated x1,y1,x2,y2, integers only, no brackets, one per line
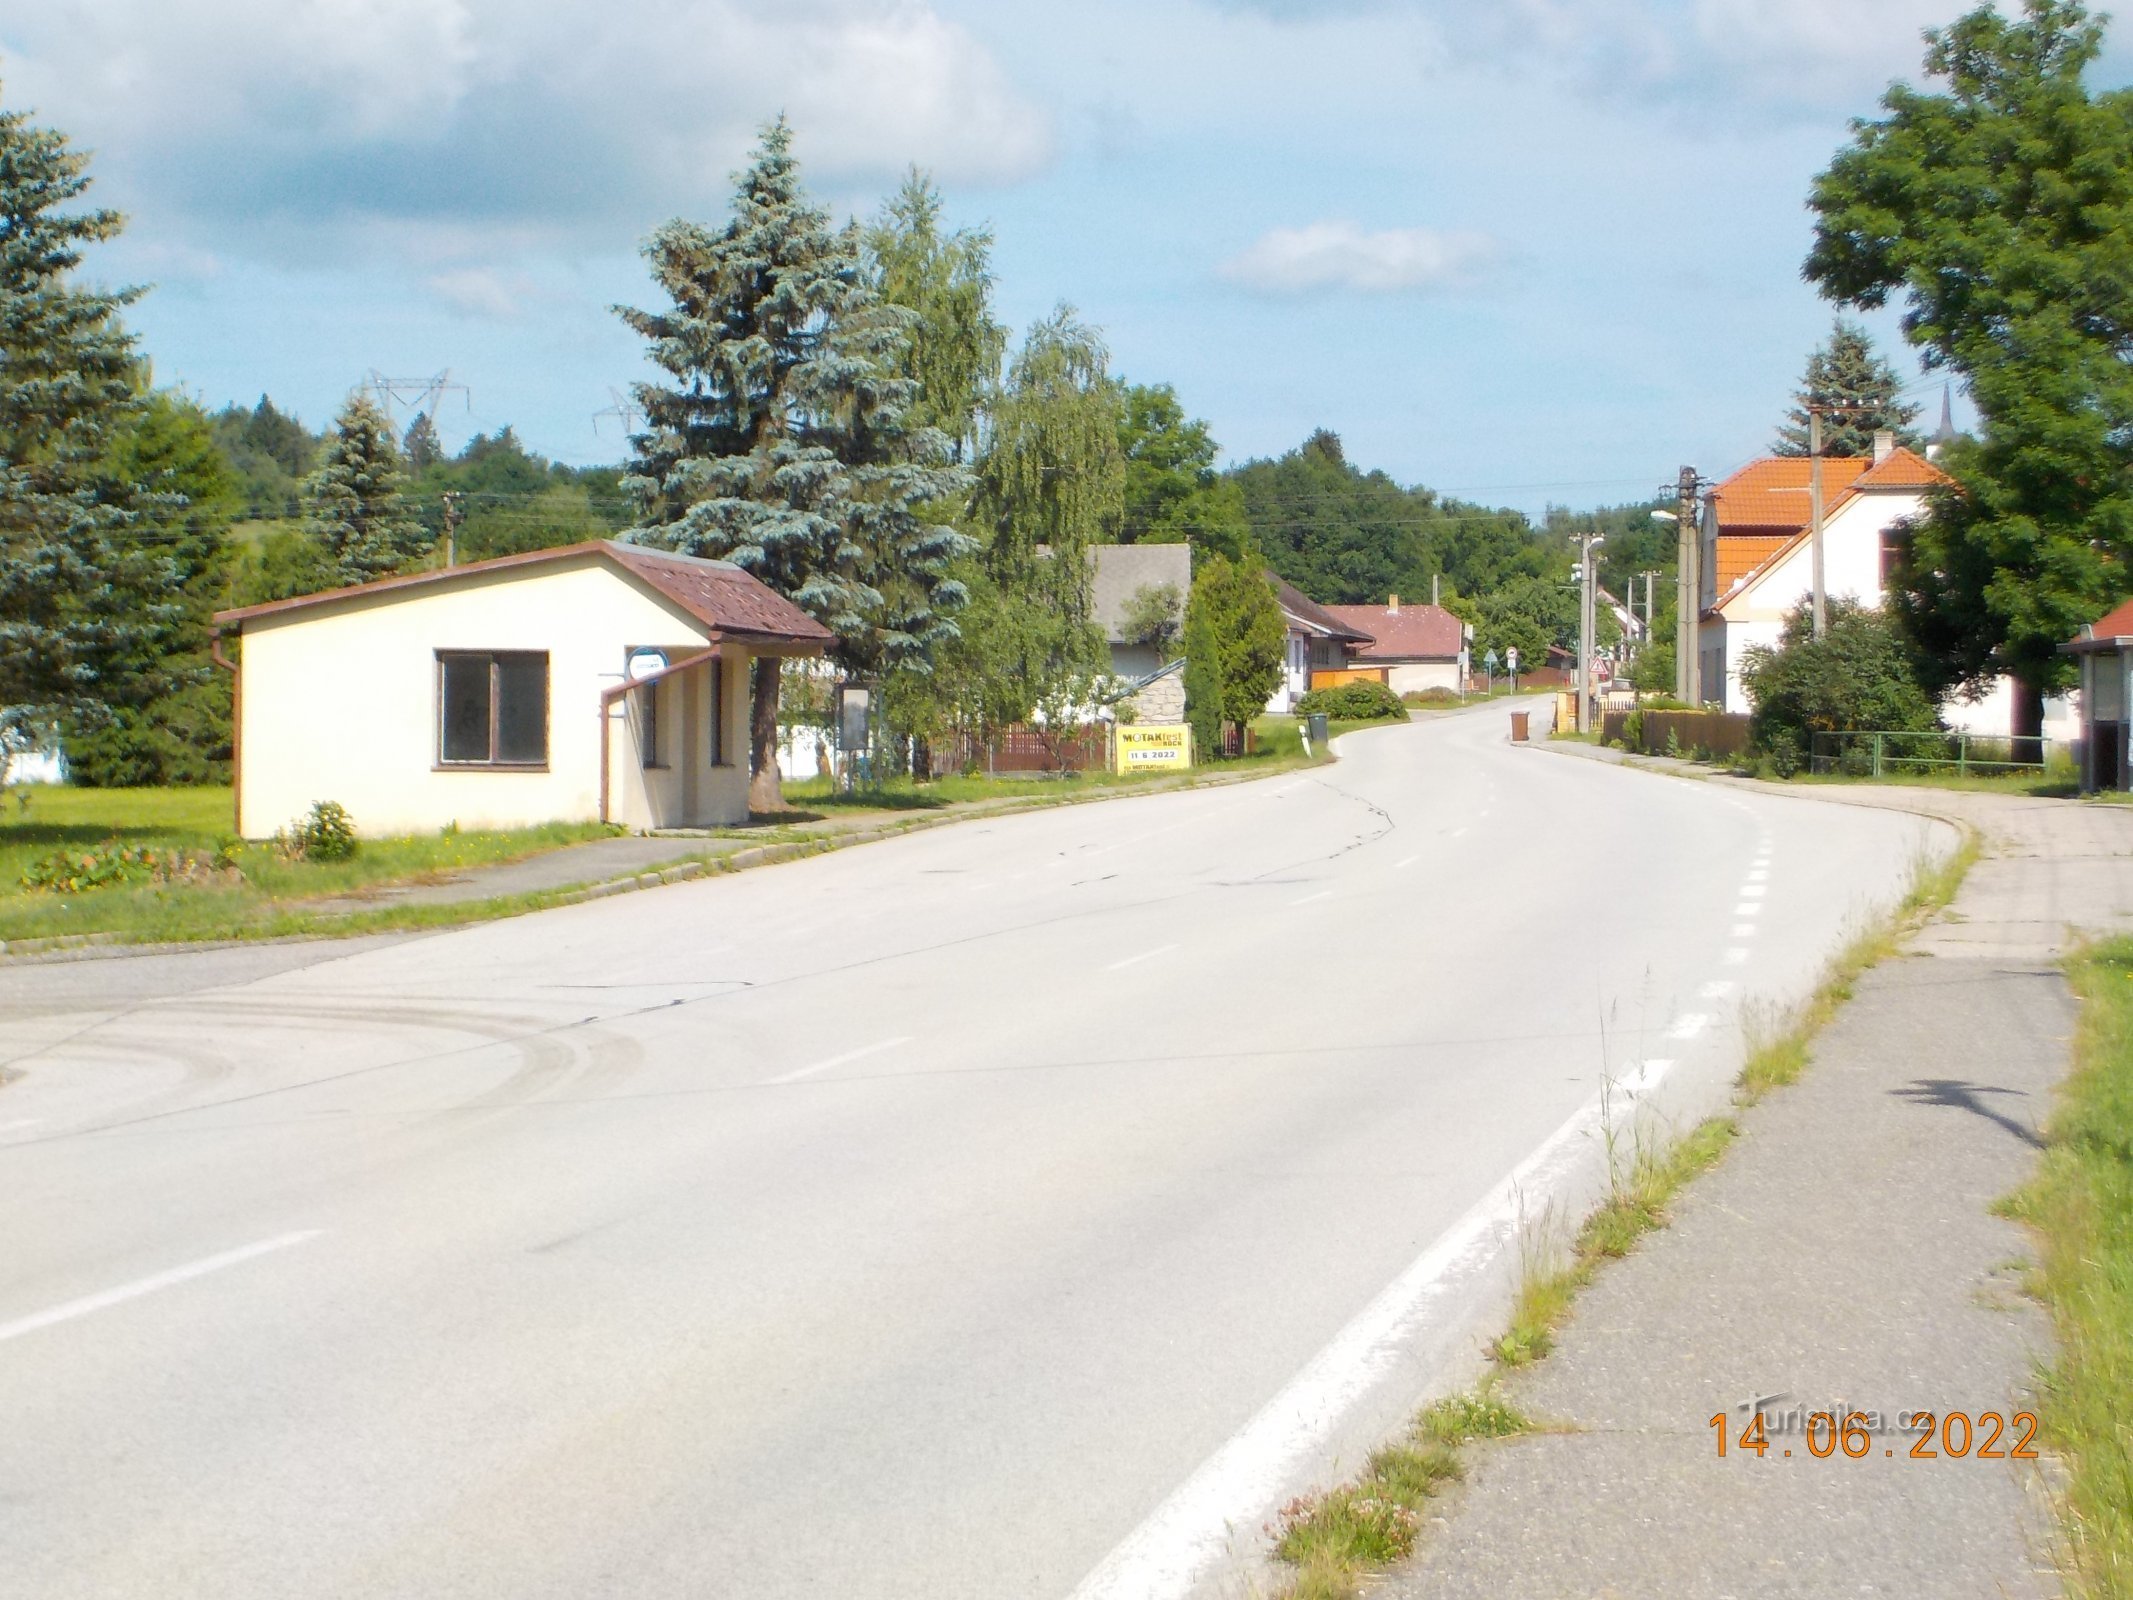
1805,0,2133,747
1117,383,1250,560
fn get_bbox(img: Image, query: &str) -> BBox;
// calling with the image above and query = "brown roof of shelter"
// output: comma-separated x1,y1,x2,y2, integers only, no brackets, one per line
213,540,834,647
1272,576,1372,641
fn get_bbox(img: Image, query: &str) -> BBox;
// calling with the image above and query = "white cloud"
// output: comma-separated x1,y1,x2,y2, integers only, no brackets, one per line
1201,0,1972,116
1,0,1052,260
426,267,535,320
1219,221,1498,295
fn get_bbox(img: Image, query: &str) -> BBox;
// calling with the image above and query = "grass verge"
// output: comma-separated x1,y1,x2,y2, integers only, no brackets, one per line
1271,831,1980,1599
1270,1385,1531,1600
2001,939,2133,1599
1,720,1361,950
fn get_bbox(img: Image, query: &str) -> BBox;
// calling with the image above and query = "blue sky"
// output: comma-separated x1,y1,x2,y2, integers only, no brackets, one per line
8,0,2120,516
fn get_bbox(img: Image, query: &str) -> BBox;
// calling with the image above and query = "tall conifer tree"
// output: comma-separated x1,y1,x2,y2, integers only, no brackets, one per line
301,394,428,585
0,88,170,780
1773,321,1922,456
618,119,970,810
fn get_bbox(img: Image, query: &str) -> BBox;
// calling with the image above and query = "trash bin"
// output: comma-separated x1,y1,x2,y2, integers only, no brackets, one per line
1510,710,1530,743
1305,713,1329,747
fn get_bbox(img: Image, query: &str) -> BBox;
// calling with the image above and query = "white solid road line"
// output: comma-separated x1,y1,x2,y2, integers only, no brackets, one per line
1106,944,1179,973
1066,1064,1673,1600
764,1036,913,1086
0,1118,44,1134
1394,856,1420,871
0,1231,320,1346
1291,891,1333,907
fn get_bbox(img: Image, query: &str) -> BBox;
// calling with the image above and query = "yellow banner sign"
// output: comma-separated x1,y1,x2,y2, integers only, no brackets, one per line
1116,725,1192,773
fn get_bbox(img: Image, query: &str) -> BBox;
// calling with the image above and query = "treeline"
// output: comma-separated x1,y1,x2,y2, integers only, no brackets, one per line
0,83,1649,799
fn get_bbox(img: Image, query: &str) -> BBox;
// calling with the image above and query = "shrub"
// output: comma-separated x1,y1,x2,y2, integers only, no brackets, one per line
290,800,359,862
1402,687,1461,707
1741,596,1939,763
1297,680,1408,721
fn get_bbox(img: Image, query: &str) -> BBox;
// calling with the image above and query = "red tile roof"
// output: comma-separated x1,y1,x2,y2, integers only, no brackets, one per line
214,540,833,647
1324,601,1465,661
1708,447,1951,536
2071,597,2133,648
1855,447,1953,490
1709,456,1873,534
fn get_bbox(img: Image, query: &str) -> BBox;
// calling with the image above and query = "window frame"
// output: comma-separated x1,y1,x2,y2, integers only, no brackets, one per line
707,656,727,767
435,650,551,771
639,674,664,770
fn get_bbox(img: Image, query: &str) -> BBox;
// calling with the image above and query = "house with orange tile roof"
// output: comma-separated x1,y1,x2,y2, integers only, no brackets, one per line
1695,435,1941,712
1695,435,2074,740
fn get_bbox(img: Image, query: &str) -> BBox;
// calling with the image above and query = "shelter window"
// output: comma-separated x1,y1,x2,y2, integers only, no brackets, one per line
438,652,549,767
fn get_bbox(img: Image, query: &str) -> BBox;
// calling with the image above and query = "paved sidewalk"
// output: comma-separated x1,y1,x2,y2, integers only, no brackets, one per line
1382,770,2133,1598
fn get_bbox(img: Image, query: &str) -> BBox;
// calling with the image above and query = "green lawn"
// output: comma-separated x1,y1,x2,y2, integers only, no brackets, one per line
2009,940,2133,1600
0,785,616,944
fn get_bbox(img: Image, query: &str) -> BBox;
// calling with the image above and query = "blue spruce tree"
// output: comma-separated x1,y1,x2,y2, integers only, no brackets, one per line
0,89,174,782
617,118,970,810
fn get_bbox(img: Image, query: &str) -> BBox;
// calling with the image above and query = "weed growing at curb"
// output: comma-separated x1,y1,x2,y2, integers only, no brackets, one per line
1268,831,1981,1600
1491,1115,1739,1370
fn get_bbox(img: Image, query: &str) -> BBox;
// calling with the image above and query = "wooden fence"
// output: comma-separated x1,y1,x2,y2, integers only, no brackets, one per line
932,723,1112,774
1599,708,1753,759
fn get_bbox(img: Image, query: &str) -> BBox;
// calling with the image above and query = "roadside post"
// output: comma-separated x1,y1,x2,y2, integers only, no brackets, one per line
834,682,873,793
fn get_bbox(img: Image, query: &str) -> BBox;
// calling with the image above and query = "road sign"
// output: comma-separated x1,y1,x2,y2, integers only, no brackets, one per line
1505,646,1521,671
624,647,668,682
1484,648,1500,672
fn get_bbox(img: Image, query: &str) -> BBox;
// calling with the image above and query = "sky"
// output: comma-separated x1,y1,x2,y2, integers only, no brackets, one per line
7,0,2126,517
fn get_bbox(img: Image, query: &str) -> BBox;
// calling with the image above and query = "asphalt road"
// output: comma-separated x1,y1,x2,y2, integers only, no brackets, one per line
0,707,1943,1600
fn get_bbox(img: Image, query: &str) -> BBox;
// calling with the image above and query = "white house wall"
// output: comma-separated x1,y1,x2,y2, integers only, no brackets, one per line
1385,661,1462,695
237,557,745,837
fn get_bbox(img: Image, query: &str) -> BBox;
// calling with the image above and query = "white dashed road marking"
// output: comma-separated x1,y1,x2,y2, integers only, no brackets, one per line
0,1232,321,1346
765,1036,913,1086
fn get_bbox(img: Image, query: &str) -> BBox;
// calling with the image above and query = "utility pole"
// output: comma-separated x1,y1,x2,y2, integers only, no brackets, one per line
1638,569,1660,643
1578,528,1606,734
1674,465,1700,705
441,491,463,568
1808,407,1827,639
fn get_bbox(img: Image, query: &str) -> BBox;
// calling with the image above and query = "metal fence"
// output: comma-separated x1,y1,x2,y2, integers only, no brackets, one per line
1806,729,2065,777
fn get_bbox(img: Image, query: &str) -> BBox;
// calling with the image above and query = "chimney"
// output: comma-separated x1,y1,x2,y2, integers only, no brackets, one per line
1388,593,1400,613
1431,574,1440,606
1873,429,1896,463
